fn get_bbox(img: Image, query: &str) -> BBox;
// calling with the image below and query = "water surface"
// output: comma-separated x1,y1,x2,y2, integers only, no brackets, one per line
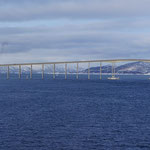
0,75,150,150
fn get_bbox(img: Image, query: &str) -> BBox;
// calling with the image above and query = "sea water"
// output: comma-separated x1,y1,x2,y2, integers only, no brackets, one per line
0,74,150,150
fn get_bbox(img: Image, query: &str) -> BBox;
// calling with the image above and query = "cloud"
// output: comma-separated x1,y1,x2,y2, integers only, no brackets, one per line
0,0,150,21
0,20,150,63
0,0,150,63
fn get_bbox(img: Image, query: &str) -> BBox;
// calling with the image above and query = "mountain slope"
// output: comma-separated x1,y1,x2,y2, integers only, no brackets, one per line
83,62,150,74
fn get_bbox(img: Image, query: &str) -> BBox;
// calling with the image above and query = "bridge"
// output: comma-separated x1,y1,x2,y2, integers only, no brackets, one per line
0,59,150,80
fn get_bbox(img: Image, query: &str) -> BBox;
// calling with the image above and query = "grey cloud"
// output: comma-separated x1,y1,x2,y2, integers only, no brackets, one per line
0,0,149,63
1,18,150,35
0,0,150,21
0,21,150,60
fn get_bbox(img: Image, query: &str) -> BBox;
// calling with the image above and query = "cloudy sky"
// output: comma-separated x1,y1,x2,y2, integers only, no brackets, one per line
0,0,150,64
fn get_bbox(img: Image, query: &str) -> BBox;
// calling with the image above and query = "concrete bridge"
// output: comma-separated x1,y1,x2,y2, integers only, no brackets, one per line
0,59,150,80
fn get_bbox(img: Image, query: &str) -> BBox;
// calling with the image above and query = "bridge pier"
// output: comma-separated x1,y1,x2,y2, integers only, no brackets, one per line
53,64,55,79
19,65,21,79
100,62,102,80
42,64,44,79
112,62,114,77
30,65,32,79
88,62,90,80
65,63,67,79
76,63,79,79
7,66,9,79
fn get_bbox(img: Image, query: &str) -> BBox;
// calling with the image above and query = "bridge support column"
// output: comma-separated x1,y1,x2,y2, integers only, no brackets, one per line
112,62,115,77
53,64,55,79
100,62,102,80
19,65,21,79
76,63,79,79
65,63,67,79
42,64,44,79
7,66,9,79
88,62,90,80
30,65,32,79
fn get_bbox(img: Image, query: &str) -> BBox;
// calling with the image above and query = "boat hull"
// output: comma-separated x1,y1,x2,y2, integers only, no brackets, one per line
108,77,119,80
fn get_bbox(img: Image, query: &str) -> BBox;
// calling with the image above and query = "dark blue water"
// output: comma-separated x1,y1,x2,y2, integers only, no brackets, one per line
0,74,150,150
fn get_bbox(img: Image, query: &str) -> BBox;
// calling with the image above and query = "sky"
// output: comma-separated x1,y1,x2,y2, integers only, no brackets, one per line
0,0,150,64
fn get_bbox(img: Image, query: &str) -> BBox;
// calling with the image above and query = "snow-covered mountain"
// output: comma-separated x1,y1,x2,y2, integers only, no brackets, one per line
83,62,150,74
116,62,150,74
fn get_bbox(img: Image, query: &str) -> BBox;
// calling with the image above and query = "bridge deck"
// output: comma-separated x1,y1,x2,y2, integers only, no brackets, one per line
0,59,150,67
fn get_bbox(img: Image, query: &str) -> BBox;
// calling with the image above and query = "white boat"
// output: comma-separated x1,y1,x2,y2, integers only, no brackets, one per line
108,76,119,80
